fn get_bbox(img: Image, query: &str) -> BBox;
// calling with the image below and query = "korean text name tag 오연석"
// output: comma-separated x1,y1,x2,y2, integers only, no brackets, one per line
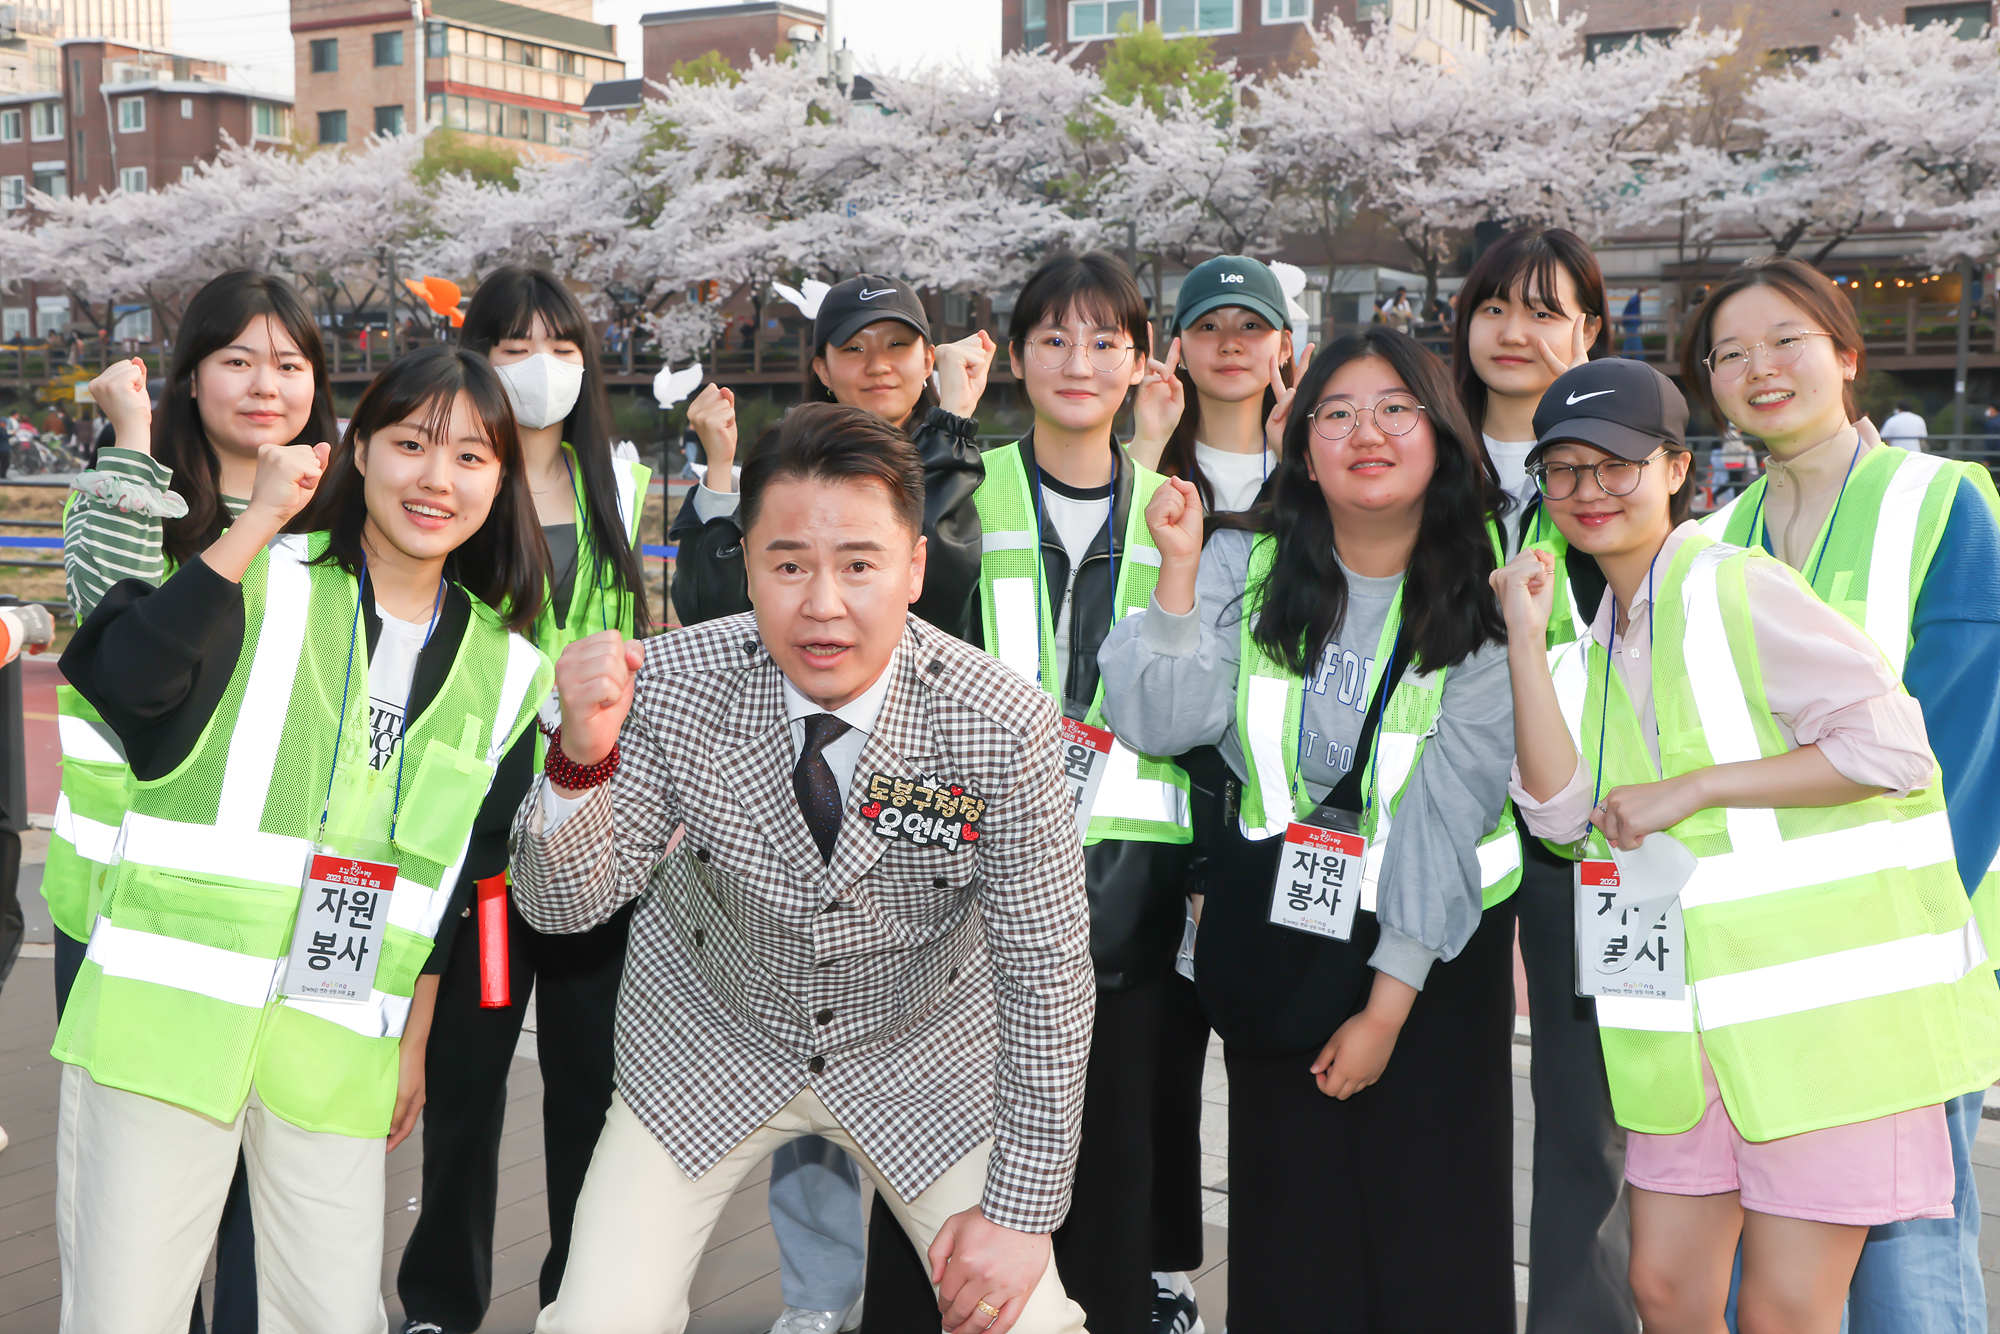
281,852,396,1003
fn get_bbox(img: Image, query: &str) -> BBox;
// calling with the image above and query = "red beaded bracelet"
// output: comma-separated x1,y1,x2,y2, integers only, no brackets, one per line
543,725,620,790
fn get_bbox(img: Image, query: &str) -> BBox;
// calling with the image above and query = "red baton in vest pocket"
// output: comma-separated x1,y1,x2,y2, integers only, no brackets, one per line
476,872,510,1008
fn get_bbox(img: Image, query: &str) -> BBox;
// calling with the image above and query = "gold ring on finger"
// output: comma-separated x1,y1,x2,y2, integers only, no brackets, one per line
976,1299,1003,1319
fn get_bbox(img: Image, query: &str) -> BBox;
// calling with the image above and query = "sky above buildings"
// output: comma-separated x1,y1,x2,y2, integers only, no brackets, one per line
169,0,1001,96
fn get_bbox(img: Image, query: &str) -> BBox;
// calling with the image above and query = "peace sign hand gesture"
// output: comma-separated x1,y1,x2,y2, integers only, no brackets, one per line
1128,337,1185,472
1263,341,1314,459
1534,314,1595,382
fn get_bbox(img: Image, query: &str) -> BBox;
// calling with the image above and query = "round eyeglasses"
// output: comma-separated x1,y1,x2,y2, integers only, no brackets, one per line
1305,393,1426,442
1702,329,1830,380
1528,448,1669,500
1026,331,1137,374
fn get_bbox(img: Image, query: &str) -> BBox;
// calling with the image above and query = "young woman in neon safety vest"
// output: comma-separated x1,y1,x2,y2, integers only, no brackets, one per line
669,274,995,641
1453,226,1638,1334
852,250,1200,1334
1098,327,1523,1331
52,346,554,1333
61,269,342,1329
1494,355,2000,1334
1681,256,2000,1334
394,265,652,1333
1121,251,1310,1330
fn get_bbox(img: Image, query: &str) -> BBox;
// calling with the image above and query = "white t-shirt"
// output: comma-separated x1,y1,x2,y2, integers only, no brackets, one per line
1037,472,1113,690
1880,410,1927,452
1484,434,1539,508
366,606,431,773
1193,441,1273,514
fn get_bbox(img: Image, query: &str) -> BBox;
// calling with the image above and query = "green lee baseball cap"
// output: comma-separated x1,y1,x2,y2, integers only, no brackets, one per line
1173,256,1289,335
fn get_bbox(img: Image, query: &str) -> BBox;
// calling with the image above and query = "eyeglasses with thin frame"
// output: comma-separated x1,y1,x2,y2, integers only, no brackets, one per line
1702,328,1831,380
1529,448,1670,500
1026,329,1137,374
1304,393,1426,442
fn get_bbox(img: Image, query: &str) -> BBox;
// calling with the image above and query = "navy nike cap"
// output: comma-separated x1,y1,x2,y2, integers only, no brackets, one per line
1529,358,1689,463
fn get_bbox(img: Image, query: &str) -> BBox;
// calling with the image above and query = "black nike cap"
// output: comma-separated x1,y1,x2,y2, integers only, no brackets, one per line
813,275,931,354
1529,358,1689,464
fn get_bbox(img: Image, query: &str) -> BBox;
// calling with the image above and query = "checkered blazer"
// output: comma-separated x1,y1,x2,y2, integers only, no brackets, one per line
509,613,1095,1233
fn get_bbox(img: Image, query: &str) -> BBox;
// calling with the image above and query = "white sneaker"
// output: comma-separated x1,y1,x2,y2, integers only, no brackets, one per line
770,1297,862,1334
1150,1271,1204,1334
0,1123,8,1154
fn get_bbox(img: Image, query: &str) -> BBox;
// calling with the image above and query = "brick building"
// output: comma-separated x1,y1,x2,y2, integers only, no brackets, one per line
1002,0,1512,73
289,0,621,156
1575,0,1992,58
640,1,822,79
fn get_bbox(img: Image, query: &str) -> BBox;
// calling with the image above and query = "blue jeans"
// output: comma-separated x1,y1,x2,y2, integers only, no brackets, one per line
769,1134,866,1313
1726,1089,1986,1333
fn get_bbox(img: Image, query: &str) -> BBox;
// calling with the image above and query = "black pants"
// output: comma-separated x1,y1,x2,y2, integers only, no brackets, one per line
55,929,259,1334
859,975,1199,1334
1514,837,1637,1333
397,896,632,1329
1223,898,1518,1334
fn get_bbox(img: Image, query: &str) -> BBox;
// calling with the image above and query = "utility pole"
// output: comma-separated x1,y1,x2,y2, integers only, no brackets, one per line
1955,257,1973,442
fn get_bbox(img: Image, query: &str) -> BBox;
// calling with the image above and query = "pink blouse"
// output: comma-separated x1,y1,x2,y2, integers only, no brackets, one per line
1511,522,1936,844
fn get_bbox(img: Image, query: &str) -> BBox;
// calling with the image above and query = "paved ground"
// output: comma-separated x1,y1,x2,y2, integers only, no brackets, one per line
9,813,2000,1331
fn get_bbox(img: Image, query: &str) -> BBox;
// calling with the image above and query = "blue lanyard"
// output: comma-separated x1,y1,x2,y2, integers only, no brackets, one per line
1027,455,1118,697
559,450,610,635
1744,434,1862,590
1292,620,1402,820
1588,556,1656,828
319,564,446,847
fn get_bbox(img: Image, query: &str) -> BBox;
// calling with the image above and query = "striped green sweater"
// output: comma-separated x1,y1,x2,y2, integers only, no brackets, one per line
65,448,245,620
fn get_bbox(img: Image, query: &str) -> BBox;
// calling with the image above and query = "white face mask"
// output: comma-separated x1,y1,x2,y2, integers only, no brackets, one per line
495,352,584,430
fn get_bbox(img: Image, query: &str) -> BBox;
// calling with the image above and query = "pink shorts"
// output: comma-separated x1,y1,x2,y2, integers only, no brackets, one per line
1623,1051,1955,1226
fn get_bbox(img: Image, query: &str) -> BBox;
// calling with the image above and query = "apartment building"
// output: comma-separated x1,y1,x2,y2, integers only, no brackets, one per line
1576,0,1991,58
640,1,822,74
1002,0,1504,73
290,0,621,156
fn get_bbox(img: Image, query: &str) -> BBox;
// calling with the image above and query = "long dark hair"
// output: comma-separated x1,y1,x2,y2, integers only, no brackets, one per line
1450,227,1607,440
1680,255,1864,425
300,346,547,633
459,265,650,633
157,270,339,568
1249,328,1507,677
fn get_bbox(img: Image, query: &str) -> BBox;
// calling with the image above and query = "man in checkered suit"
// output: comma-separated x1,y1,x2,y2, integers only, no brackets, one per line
511,403,1096,1334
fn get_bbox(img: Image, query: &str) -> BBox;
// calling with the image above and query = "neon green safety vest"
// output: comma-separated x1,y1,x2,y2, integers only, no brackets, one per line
972,442,1191,846
1233,533,1524,911
1701,446,2000,965
530,449,649,764
52,532,552,1138
46,685,128,943
1552,531,2000,1139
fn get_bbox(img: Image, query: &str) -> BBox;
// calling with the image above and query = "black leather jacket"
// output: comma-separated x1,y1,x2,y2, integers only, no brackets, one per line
668,405,986,640
969,431,1192,992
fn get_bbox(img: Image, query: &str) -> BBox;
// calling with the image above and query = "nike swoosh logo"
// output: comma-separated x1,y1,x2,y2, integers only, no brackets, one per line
858,289,896,300
1566,389,1616,404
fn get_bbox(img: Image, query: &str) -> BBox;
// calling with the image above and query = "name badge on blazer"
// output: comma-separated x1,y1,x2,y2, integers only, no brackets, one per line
861,771,987,847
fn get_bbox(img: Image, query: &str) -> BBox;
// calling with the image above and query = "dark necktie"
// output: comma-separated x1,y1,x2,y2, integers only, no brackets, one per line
793,713,852,864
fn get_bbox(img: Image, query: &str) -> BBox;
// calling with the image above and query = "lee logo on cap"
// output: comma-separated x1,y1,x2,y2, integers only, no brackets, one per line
1219,273,1244,283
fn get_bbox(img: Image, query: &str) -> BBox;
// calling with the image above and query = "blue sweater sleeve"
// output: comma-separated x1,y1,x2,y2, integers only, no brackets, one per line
1904,477,2000,897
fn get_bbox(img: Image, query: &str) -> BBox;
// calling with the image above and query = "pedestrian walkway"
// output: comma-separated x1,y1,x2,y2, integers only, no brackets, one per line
10,895,2000,1328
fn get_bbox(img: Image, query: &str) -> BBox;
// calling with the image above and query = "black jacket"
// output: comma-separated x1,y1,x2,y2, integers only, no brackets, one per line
61,557,536,973
669,405,987,641
968,431,1192,992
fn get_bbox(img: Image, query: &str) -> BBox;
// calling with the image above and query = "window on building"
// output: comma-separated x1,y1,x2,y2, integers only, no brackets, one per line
0,111,18,142
375,104,404,136
427,22,447,57
374,30,404,66
1907,4,1991,36
1585,28,1679,59
180,97,193,118
34,169,64,198
181,164,195,182
0,177,23,210
118,166,146,193
1069,0,1140,38
1021,0,1047,46
318,108,347,144
253,102,288,138
1264,0,1310,20
117,97,144,132
1763,45,1819,66
1,307,29,341
310,37,338,73
1160,0,1238,33
33,47,56,88
30,101,61,139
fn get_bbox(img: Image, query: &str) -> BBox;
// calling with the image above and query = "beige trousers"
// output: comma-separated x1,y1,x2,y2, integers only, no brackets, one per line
536,1090,1090,1334
56,1064,389,1334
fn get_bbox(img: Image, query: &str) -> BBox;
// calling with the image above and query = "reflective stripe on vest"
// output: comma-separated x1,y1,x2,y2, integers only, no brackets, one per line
1564,534,2000,1138
52,792,118,864
59,711,124,765
1233,533,1521,907
972,443,1191,845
